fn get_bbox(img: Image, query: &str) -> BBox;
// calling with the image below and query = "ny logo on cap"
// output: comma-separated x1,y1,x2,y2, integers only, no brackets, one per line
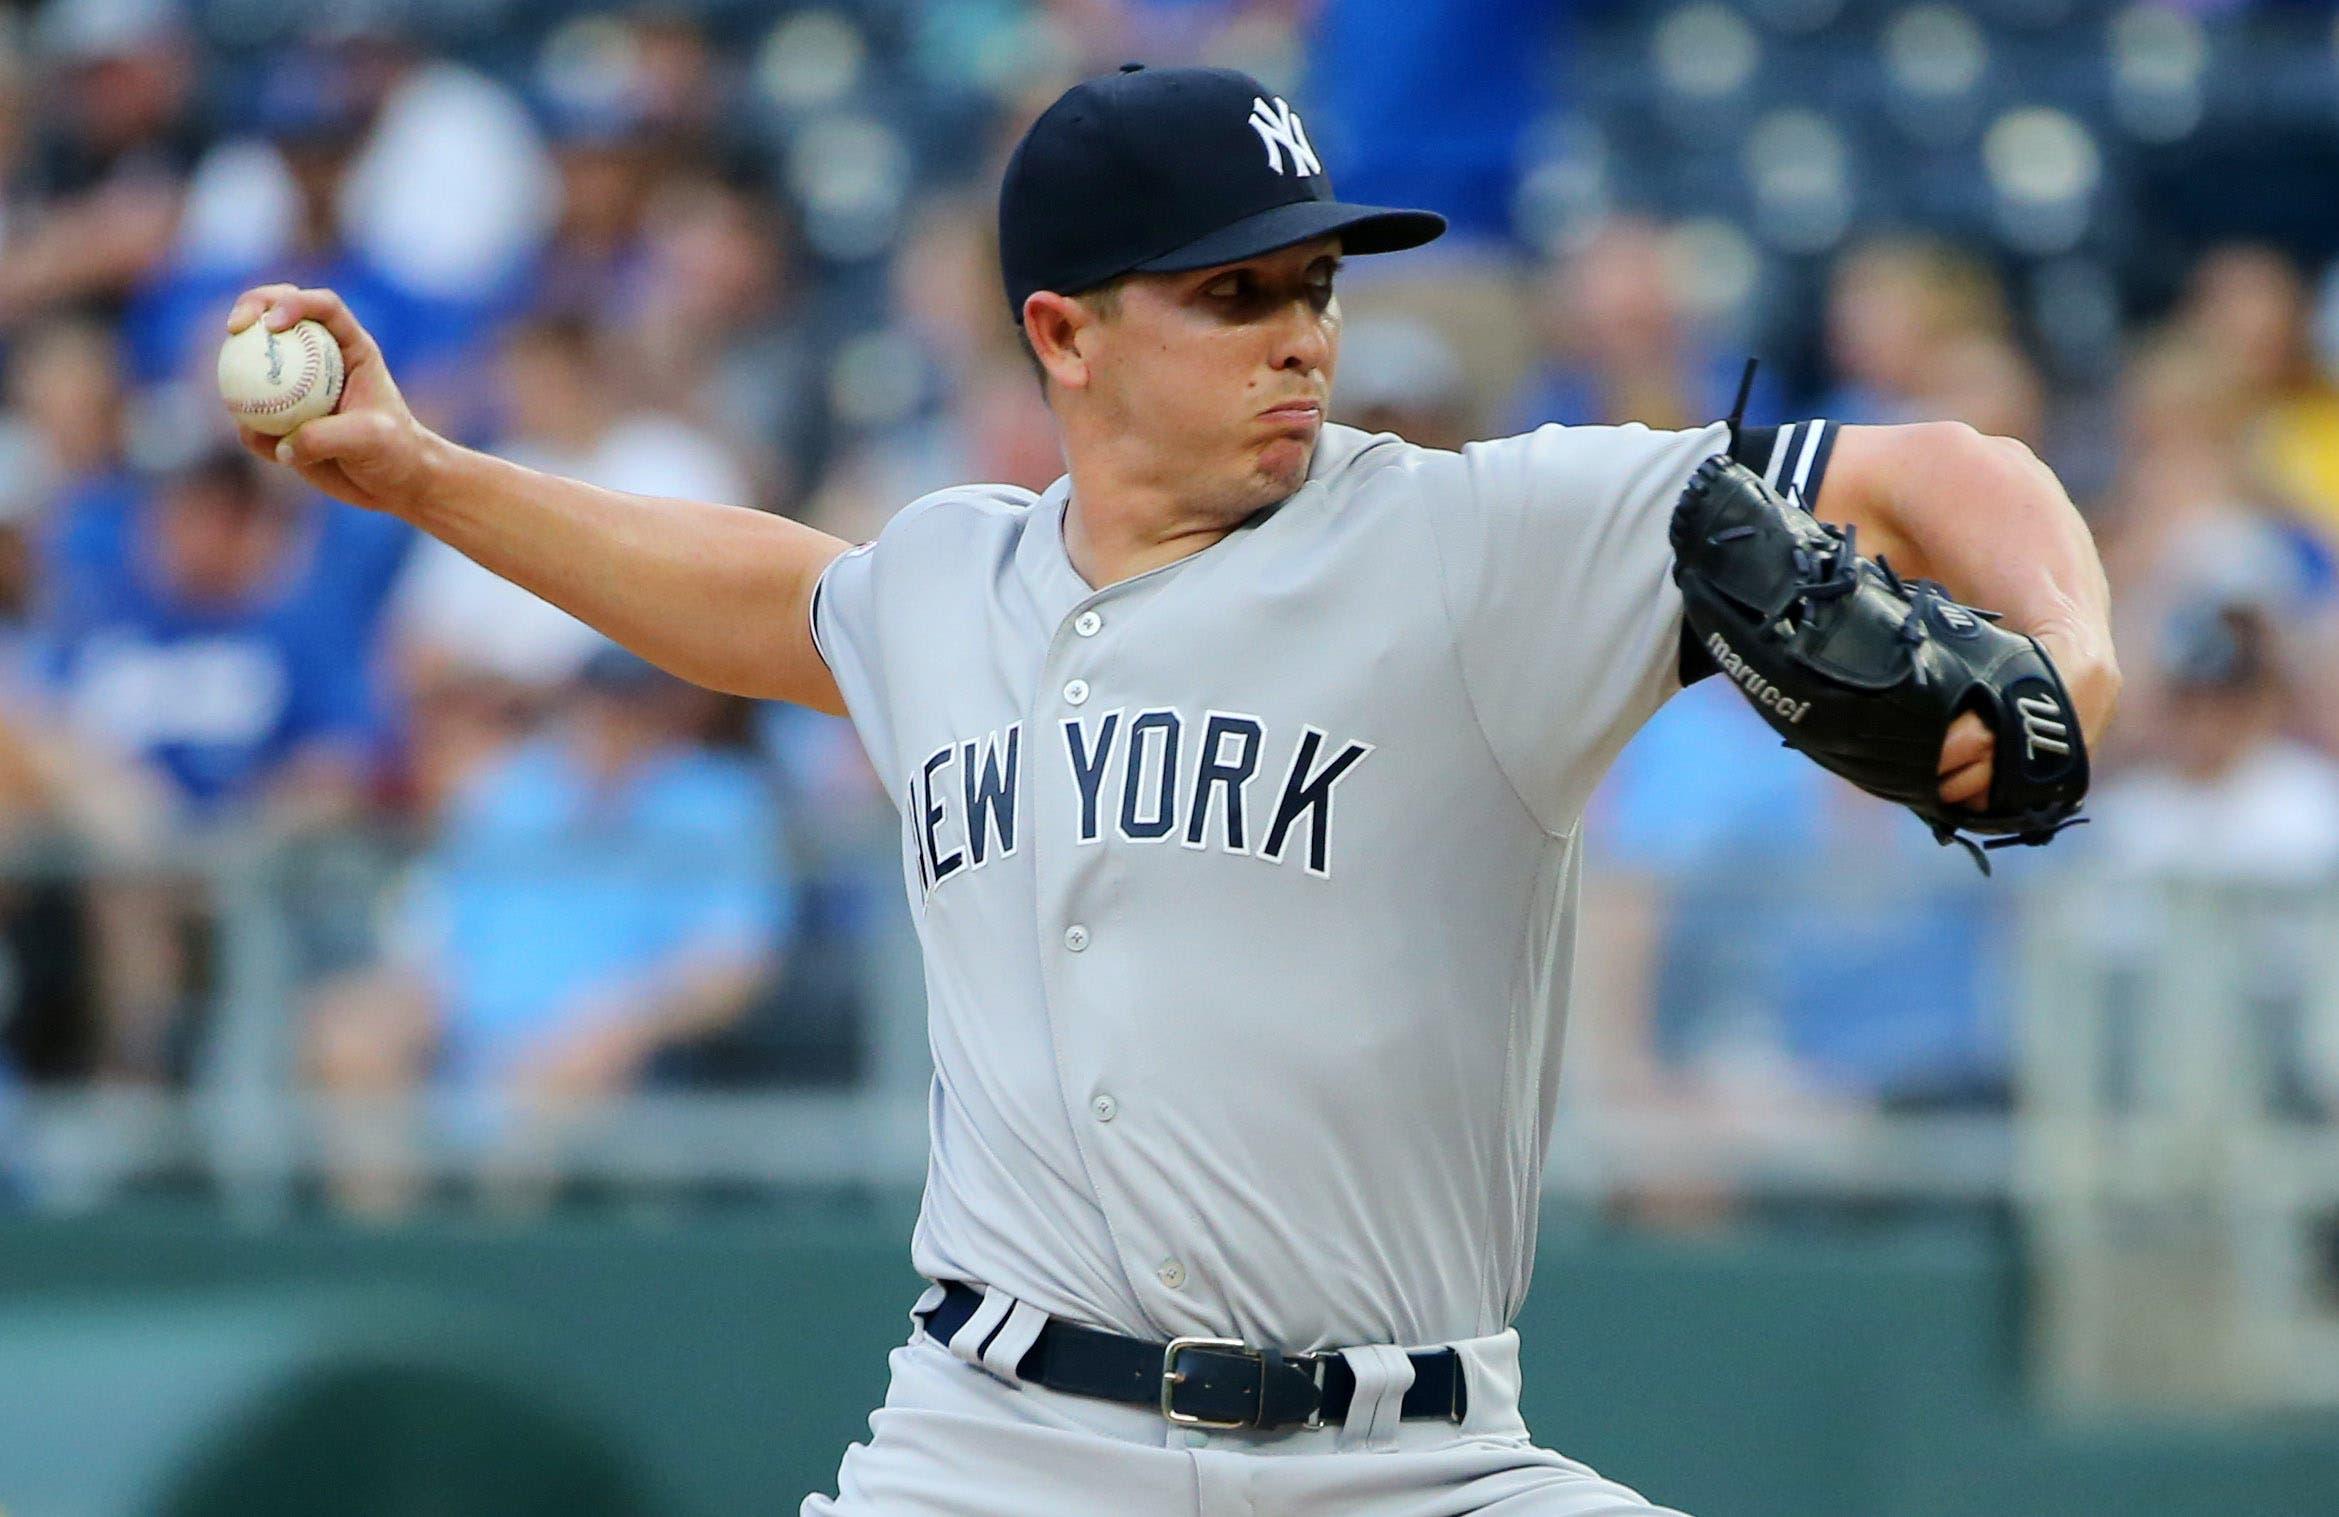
1247,96,1322,177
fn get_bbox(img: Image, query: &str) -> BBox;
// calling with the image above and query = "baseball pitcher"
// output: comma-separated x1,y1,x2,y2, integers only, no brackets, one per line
227,64,2117,1517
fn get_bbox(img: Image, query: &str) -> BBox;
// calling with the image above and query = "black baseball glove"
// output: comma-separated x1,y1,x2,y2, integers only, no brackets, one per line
1669,453,2088,872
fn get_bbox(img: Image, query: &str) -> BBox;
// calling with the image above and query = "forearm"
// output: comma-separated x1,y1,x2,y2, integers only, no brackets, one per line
411,440,850,711
1826,420,2120,757
229,282,856,714
1837,422,2109,644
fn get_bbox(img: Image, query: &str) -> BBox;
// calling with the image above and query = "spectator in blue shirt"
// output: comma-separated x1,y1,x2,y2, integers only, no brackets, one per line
2,445,392,1082
34,447,386,823
6,318,408,683
303,644,796,1215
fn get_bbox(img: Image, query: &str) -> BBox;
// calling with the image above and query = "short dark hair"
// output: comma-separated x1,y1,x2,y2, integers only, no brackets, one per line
1016,278,1125,391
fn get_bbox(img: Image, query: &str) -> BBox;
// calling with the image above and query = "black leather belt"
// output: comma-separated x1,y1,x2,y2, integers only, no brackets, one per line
917,1280,1468,1432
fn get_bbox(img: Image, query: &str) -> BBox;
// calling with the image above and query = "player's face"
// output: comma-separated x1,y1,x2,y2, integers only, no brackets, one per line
1090,238,1343,515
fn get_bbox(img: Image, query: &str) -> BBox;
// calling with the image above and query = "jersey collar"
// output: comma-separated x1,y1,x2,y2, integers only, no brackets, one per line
1014,473,1091,624
1016,431,1365,621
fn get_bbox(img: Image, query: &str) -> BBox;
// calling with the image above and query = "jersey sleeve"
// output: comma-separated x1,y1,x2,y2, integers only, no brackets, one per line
1732,419,1840,506
808,540,904,808
1423,419,1735,835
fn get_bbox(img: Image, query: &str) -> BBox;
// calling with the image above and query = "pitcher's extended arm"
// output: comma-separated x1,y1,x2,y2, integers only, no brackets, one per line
225,284,851,714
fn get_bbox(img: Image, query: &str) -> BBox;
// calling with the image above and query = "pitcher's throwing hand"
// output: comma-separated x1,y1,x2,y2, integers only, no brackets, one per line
221,285,448,519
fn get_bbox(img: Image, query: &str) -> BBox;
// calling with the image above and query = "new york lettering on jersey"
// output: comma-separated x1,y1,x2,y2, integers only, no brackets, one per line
909,712,1372,893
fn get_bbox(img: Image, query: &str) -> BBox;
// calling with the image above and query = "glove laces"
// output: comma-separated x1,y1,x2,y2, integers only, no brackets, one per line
1929,812,2089,876
1788,522,1863,626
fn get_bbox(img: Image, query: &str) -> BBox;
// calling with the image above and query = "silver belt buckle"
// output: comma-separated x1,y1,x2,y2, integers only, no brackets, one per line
1161,1336,1250,1428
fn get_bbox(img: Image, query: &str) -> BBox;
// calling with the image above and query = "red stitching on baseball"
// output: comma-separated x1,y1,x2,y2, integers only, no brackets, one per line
234,325,329,416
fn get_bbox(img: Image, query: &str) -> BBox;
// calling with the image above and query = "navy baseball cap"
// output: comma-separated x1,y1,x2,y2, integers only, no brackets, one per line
999,64,1446,316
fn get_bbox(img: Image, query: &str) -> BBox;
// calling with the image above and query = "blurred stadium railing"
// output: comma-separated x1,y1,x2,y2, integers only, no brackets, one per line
2022,875,2339,1411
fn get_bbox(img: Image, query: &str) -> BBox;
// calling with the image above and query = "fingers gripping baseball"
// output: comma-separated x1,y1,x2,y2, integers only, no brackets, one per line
275,410,395,470
221,284,433,516
227,284,381,373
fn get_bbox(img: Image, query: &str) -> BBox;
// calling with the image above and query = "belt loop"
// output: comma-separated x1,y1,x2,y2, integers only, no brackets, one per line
1333,1344,1414,1452
1454,1328,1520,1436
948,1285,1015,1369
981,1298,1049,1386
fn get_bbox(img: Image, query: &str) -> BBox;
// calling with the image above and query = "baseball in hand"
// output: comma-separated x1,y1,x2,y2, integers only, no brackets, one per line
217,318,345,437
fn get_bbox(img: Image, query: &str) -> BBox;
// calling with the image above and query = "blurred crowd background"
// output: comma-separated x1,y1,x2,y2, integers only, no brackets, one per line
1,1,2338,1510
0,0,2331,1252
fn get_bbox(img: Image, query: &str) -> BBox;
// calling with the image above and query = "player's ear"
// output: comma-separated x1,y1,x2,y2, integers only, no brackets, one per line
1022,291,1094,392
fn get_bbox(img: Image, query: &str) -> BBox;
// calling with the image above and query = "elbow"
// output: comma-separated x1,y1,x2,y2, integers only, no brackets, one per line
1882,422,2068,526
1911,417,2012,464
1917,418,2051,482
1830,418,2078,581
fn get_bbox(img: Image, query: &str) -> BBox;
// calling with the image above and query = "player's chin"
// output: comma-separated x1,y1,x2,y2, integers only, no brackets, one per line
1251,432,1316,494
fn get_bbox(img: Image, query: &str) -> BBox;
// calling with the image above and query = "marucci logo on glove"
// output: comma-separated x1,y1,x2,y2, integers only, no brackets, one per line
1704,631,1811,724
2015,692,2072,760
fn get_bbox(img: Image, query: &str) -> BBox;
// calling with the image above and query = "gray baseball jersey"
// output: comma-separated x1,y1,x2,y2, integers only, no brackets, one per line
811,417,1836,1353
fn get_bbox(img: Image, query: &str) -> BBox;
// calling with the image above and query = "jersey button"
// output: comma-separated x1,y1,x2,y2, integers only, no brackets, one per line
1090,1094,1117,1122
1074,610,1102,637
1063,678,1090,705
1064,924,1090,952
1157,1259,1186,1289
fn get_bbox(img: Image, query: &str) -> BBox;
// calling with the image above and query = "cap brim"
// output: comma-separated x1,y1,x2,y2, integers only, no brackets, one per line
1131,198,1446,275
